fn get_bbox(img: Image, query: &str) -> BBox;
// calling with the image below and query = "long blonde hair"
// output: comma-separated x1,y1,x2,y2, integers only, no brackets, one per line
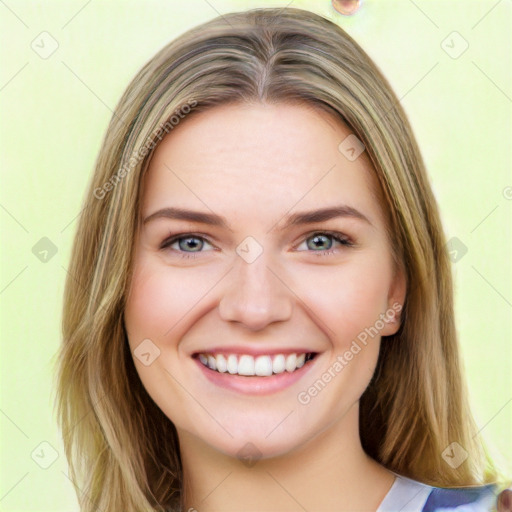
54,7,505,511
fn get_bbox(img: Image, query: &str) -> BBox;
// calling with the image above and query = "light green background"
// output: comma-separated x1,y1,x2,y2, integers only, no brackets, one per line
1,0,510,510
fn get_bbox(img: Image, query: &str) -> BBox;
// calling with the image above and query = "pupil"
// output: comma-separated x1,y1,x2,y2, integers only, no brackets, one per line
181,237,201,251
310,234,331,250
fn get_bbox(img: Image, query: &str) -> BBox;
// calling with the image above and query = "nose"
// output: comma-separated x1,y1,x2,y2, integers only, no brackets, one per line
218,251,293,331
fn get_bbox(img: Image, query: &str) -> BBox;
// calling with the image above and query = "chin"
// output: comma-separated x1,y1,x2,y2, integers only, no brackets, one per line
174,414,305,463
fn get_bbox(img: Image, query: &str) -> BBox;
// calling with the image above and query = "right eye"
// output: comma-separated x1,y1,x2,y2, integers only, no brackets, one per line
160,233,216,259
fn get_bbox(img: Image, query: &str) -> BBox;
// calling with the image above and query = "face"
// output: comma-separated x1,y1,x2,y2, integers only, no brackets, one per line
124,102,406,460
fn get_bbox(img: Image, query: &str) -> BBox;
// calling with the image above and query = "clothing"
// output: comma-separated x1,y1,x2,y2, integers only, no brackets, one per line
377,472,497,512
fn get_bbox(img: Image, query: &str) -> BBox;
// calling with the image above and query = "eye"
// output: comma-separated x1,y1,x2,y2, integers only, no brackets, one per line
296,231,353,255
159,230,354,260
160,233,214,259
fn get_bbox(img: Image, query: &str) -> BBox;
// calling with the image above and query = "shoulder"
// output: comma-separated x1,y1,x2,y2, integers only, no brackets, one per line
377,473,499,512
421,483,498,511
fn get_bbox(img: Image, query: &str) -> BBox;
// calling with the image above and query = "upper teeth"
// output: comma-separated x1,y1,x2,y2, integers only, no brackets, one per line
198,353,311,376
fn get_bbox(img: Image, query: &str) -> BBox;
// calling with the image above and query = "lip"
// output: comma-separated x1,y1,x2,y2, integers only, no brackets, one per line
191,345,317,357
193,352,320,395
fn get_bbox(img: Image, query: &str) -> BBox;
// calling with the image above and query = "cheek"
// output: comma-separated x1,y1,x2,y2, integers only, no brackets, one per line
294,258,392,345
123,260,202,423
124,259,208,346
292,262,391,414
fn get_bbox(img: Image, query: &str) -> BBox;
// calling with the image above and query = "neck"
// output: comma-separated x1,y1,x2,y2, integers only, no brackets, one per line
178,403,395,512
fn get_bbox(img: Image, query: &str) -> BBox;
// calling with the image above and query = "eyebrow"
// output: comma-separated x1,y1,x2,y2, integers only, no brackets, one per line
142,205,372,230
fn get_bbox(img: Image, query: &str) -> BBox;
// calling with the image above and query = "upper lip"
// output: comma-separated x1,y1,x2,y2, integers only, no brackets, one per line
192,345,319,357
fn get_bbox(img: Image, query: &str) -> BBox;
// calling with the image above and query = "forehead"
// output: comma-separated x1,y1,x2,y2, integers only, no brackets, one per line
141,102,384,230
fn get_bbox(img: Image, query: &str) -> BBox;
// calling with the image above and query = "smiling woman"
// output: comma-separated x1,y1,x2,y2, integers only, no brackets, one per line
54,6,510,512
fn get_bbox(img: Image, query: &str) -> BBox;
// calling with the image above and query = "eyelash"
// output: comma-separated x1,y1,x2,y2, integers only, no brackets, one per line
159,231,354,260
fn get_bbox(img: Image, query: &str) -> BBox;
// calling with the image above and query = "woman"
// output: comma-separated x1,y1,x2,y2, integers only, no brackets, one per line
55,7,510,512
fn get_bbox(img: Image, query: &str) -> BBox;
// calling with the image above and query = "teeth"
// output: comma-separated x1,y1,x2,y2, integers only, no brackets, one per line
272,354,286,374
255,355,273,377
238,355,255,376
216,354,227,373
285,353,297,372
227,354,238,374
207,355,217,371
198,352,314,376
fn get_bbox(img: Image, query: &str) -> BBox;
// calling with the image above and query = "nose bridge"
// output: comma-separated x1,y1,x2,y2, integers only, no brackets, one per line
218,246,293,330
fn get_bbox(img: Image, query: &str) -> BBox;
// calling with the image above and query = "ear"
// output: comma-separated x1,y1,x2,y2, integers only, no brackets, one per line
380,263,407,337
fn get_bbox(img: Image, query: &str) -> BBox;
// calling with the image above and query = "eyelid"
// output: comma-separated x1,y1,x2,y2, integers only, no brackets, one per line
294,230,354,251
159,232,216,250
300,229,353,243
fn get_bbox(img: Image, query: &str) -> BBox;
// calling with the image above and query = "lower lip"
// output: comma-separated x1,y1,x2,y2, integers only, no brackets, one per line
194,355,319,395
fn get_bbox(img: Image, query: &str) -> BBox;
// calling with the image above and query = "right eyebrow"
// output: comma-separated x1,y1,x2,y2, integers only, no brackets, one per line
142,207,232,230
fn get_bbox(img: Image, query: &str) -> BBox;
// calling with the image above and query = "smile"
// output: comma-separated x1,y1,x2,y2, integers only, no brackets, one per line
196,352,317,376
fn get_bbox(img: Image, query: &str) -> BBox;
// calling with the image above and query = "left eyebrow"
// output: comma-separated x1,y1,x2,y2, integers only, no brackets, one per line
142,205,372,230
276,205,373,231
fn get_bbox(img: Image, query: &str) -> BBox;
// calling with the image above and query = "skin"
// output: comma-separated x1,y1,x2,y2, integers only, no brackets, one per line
124,102,406,511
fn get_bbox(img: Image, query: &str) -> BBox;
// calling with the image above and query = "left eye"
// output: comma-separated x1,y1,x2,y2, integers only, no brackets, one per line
296,232,353,252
